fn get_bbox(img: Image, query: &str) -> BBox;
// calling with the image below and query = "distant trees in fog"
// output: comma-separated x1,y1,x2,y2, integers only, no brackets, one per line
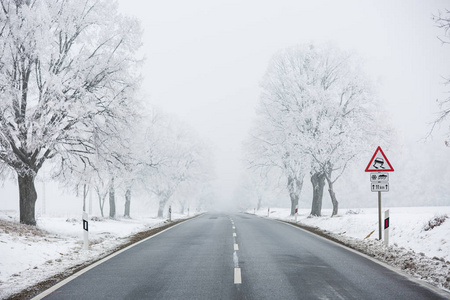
138,109,213,218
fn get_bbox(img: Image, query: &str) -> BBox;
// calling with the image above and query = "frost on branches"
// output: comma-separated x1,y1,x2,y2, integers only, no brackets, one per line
0,0,142,225
432,10,450,145
247,44,385,216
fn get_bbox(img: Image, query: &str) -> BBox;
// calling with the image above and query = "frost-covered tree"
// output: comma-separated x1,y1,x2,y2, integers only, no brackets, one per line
248,44,382,217
287,45,379,216
0,0,141,225
120,116,162,219
143,110,212,218
246,110,307,216
56,96,142,219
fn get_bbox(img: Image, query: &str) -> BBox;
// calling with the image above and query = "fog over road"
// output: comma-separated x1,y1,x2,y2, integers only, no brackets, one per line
37,213,448,300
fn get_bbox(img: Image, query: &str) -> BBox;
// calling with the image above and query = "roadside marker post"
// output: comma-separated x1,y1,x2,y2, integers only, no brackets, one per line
295,205,298,222
267,208,270,217
168,206,172,222
384,209,390,246
365,146,394,241
82,211,89,251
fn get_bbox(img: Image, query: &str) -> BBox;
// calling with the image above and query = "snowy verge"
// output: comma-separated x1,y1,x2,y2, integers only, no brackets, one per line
250,207,450,293
0,211,198,299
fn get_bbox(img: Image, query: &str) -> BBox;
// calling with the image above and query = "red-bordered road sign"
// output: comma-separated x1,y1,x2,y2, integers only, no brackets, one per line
365,146,394,172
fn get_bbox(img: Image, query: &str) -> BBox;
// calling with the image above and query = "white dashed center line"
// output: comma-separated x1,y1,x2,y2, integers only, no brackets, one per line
230,217,242,285
233,250,241,284
234,268,242,284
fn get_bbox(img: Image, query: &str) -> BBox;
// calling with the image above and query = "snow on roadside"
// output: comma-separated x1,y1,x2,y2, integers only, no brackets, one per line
252,206,450,292
0,211,192,299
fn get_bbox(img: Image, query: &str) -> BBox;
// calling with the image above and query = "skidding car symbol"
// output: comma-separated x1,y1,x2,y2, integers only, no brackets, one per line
373,157,384,169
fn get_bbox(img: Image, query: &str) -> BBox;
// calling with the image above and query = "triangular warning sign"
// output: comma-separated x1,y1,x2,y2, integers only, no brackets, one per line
365,146,394,172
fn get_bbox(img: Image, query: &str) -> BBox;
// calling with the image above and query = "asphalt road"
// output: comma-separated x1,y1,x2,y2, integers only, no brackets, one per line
36,213,449,300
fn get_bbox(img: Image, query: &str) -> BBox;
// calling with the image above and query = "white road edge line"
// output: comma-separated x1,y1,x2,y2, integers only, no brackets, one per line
31,218,196,300
234,268,242,284
233,232,236,237
279,220,450,298
234,244,239,251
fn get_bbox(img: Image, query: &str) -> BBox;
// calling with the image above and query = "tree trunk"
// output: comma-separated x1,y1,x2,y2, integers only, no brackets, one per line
325,176,339,216
287,175,303,216
124,187,131,218
109,178,116,219
18,173,38,225
310,172,325,216
97,189,106,218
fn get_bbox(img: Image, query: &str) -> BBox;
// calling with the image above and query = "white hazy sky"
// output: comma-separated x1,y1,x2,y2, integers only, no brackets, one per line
117,0,450,203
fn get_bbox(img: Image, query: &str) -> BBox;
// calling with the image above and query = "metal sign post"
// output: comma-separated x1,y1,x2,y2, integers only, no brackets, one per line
378,192,382,240
365,146,394,241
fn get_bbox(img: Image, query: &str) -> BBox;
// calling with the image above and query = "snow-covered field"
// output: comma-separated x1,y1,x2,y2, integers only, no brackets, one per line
0,211,193,299
252,206,450,293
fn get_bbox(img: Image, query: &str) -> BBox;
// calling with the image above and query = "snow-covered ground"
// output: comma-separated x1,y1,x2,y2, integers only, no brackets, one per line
251,206,450,293
0,211,194,299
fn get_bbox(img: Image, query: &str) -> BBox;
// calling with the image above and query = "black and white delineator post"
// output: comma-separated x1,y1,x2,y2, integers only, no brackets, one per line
168,206,172,222
384,209,390,246
267,207,270,217
295,205,298,222
365,146,394,241
82,211,89,250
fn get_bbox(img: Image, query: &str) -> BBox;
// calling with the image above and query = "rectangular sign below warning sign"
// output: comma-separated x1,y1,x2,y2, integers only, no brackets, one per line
371,183,389,192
